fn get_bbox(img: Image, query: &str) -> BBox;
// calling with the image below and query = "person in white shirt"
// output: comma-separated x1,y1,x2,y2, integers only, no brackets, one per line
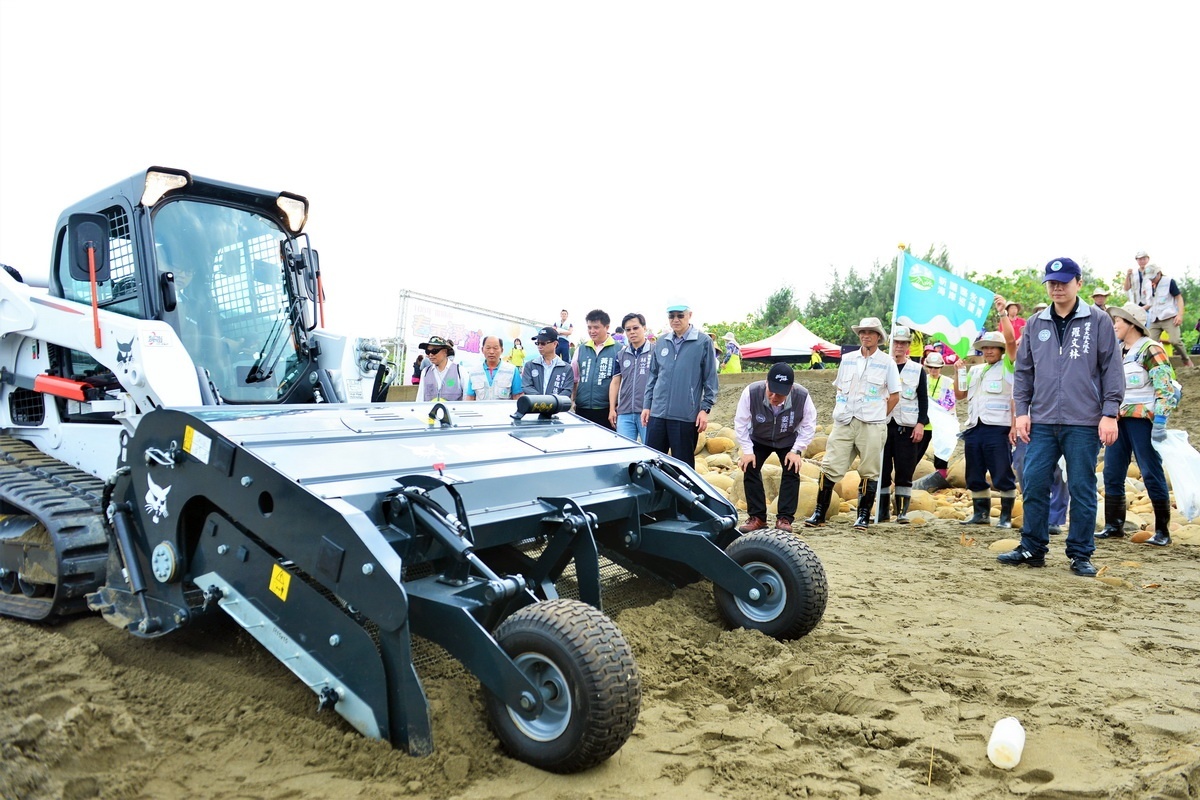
1142,263,1194,369
1124,249,1151,306
465,336,523,401
804,317,901,531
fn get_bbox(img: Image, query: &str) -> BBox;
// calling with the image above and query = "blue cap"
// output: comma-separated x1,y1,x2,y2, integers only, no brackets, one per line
666,301,690,312
1042,258,1082,283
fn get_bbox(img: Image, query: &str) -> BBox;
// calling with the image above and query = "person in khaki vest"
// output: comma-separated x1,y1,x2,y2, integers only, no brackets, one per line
804,317,900,531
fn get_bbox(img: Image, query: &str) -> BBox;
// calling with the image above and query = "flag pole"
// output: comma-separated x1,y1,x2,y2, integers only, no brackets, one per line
875,244,907,523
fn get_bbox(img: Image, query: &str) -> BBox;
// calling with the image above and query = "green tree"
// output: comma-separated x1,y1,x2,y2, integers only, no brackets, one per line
711,245,1200,362
757,286,799,329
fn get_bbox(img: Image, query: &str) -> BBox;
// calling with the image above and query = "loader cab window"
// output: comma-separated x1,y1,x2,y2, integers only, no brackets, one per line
152,199,308,402
53,205,141,318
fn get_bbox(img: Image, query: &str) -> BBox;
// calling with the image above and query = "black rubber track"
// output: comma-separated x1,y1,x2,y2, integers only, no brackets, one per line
0,435,109,622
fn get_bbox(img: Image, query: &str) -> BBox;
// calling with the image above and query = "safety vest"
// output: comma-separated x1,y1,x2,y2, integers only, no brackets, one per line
421,362,465,401
469,361,518,401
1122,337,1158,407
833,348,895,424
891,359,922,427
1147,278,1176,324
615,343,653,415
574,340,619,409
747,382,810,450
965,359,1012,428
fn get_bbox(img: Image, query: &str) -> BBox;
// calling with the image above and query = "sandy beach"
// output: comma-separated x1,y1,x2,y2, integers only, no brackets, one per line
3,368,1199,800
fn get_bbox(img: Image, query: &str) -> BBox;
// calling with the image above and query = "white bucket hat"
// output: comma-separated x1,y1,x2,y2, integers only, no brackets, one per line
852,317,887,338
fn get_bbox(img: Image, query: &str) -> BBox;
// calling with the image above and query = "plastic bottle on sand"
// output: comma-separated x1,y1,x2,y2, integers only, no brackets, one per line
987,717,1025,769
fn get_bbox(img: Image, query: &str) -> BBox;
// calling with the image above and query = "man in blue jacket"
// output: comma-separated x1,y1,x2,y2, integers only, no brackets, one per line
998,257,1124,577
641,302,719,460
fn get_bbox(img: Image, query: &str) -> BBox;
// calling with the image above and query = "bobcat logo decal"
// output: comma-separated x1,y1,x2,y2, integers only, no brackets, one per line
116,337,135,364
145,473,172,524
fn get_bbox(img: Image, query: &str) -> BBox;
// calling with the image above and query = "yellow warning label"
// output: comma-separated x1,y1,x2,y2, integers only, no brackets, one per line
269,563,291,602
182,426,212,464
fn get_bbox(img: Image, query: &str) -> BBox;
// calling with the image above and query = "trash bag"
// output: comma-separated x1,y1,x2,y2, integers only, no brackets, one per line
927,404,959,462
1153,429,1200,522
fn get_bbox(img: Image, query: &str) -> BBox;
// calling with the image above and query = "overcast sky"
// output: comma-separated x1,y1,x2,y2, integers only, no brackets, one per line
2,2,1196,337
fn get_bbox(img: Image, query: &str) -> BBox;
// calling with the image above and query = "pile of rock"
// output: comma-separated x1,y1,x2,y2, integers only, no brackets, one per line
690,424,1200,541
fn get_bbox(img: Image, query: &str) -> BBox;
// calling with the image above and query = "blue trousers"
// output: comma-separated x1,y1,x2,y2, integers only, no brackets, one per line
616,413,646,443
1020,424,1100,559
1103,417,1169,502
1013,438,1068,526
962,423,1016,493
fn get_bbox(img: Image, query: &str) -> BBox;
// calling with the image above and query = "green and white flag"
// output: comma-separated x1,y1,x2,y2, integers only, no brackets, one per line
895,252,993,357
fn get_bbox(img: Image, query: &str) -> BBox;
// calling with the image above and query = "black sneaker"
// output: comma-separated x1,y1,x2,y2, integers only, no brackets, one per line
1069,558,1098,577
997,548,1046,568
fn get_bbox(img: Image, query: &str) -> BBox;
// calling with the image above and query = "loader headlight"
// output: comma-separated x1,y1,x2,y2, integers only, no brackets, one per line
276,193,309,233
141,167,190,207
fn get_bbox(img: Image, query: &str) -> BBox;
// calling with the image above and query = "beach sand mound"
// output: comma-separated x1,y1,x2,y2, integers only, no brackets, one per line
3,368,1200,799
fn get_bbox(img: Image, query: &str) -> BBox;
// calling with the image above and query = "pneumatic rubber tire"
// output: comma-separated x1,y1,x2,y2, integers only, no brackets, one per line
484,599,641,773
715,530,828,639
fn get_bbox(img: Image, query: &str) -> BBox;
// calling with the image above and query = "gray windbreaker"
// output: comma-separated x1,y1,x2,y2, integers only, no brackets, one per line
1012,300,1124,426
643,326,719,422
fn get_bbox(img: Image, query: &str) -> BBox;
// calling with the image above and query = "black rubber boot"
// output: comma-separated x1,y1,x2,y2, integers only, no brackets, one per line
1147,498,1172,546
961,497,991,525
803,475,836,528
1096,495,1126,539
895,494,911,524
854,480,877,530
877,491,891,523
995,496,1014,529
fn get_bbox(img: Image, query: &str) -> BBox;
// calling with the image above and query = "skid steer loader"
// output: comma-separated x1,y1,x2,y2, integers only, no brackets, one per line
0,168,827,771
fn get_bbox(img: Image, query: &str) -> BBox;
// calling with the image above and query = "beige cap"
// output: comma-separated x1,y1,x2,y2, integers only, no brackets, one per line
973,331,1006,350
1109,302,1148,334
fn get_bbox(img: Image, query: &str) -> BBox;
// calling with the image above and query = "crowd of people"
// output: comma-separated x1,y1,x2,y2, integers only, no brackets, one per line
804,253,1185,577
405,249,1187,576
410,303,719,463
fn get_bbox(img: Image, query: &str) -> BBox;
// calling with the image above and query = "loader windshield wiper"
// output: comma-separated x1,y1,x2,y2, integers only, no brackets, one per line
244,310,290,384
